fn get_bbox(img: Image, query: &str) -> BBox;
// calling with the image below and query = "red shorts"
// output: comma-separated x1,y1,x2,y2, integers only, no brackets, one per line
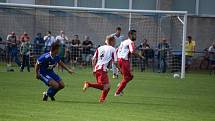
96,69,109,84
118,58,133,81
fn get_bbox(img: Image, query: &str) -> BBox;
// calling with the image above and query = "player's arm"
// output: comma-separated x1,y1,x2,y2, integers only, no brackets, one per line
35,55,46,80
132,51,144,59
112,50,122,74
130,42,144,59
35,62,40,80
58,61,74,74
92,49,98,69
91,49,98,76
92,57,97,69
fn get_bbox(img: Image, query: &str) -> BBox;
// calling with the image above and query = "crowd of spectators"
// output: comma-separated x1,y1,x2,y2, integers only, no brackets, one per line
0,30,214,74
0,30,94,72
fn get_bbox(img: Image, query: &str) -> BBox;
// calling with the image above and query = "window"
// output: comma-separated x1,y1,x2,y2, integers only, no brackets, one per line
0,0,6,3
171,0,196,14
7,0,35,4
105,0,129,9
51,0,74,7
132,0,156,10
199,0,215,15
78,0,102,8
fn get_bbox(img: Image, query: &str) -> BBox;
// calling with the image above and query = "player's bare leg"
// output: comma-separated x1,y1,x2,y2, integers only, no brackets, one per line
99,84,110,103
83,81,103,92
115,75,133,96
43,80,59,101
83,81,89,92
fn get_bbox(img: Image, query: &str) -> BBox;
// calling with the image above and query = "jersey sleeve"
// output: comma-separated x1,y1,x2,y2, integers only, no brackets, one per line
208,46,212,52
112,48,117,62
43,36,48,41
37,55,45,64
92,49,99,60
129,41,135,53
55,36,60,41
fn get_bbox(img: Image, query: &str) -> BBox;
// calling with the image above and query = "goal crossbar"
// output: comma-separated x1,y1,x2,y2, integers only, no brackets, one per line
0,3,187,14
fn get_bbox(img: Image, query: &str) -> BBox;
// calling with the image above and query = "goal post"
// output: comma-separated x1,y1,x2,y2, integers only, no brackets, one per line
0,3,187,78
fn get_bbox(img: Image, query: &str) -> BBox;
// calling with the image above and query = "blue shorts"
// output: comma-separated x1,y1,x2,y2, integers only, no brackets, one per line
186,56,192,65
39,72,62,86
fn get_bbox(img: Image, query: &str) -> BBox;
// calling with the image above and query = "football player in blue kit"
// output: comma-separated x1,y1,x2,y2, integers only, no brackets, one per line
35,41,74,101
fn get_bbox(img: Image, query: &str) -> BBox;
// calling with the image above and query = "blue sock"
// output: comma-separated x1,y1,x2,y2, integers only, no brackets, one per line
47,87,58,97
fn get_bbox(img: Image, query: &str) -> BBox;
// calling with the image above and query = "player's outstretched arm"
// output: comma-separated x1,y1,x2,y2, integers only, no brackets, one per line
35,62,40,80
58,61,74,75
132,51,144,59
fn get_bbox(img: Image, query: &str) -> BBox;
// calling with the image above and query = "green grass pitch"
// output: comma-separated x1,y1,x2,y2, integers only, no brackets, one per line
0,68,215,121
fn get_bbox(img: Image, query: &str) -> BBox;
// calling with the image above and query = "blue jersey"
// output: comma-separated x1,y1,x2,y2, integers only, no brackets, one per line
37,52,61,74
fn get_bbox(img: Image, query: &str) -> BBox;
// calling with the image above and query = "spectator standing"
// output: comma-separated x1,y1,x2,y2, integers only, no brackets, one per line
56,31,68,72
157,39,170,73
6,32,21,70
208,42,215,74
70,35,81,65
20,32,30,42
56,30,68,63
81,36,93,66
20,33,31,72
44,31,55,53
185,36,196,71
33,33,44,55
137,39,151,72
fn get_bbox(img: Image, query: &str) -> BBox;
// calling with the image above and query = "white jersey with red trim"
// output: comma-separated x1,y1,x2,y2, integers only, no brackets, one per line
117,38,135,60
93,45,117,72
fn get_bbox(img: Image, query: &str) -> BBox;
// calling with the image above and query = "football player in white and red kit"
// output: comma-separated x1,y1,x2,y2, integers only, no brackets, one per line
83,35,121,103
115,29,143,96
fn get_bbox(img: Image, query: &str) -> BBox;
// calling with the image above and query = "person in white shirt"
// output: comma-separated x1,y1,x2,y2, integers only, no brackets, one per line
208,42,215,74
111,27,124,79
56,30,68,71
83,35,121,103
44,31,55,52
115,29,143,96
56,30,68,44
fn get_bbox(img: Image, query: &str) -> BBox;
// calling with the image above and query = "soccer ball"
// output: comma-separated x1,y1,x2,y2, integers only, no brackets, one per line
173,73,180,78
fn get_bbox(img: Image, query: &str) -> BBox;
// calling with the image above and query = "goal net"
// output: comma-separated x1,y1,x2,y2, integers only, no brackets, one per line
0,3,187,78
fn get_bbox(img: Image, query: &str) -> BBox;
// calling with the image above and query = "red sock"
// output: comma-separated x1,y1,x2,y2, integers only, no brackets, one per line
116,80,127,94
88,82,103,90
100,88,110,101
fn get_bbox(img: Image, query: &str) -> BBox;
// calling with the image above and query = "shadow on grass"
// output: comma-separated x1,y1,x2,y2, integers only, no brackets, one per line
55,100,176,107
56,100,99,105
110,101,176,107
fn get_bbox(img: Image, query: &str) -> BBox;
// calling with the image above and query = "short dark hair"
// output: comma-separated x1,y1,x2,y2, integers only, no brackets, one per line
47,31,51,34
187,36,192,39
37,33,42,36
116,27,121,31
51,41,60,52
128,29,136,36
